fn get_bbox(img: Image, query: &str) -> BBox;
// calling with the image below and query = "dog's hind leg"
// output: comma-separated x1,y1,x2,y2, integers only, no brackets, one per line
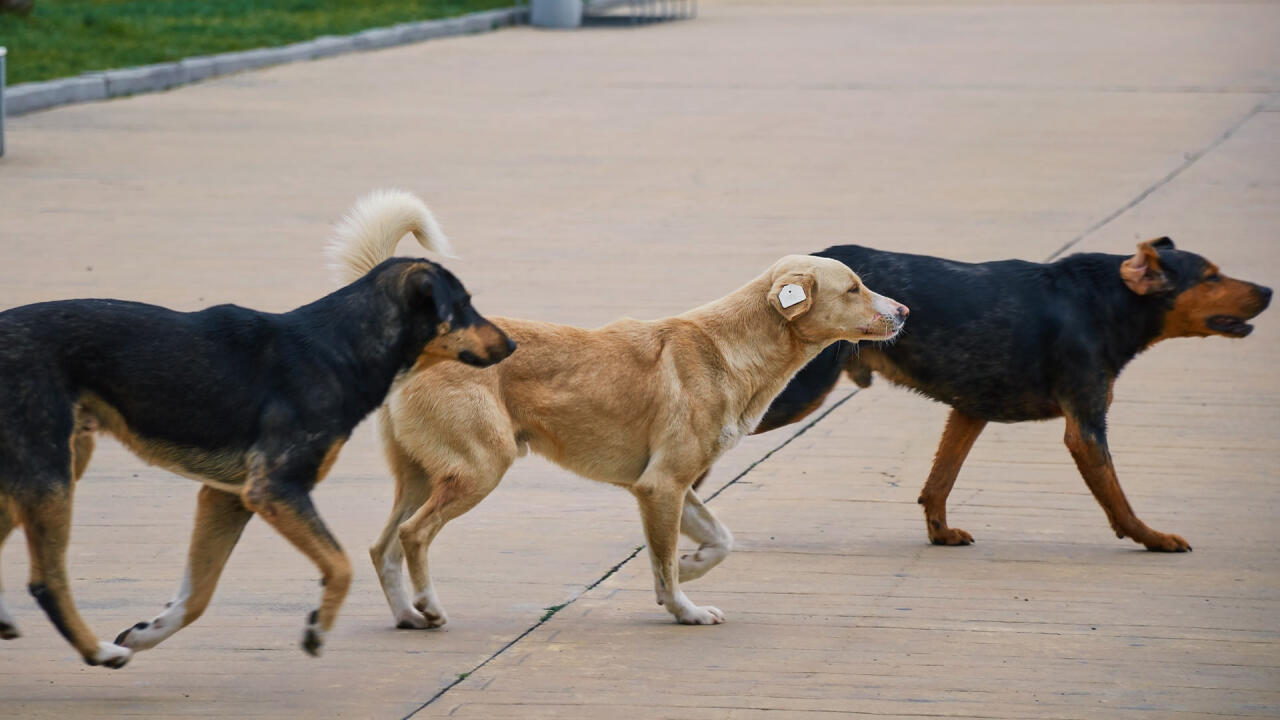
19,487,131,667
634,465,724,625
0,497,20,639
369,430,436,629
918,409,987,546
1064,412,1190,552
115,485,253,652
678,488,733,583
396,462,508,630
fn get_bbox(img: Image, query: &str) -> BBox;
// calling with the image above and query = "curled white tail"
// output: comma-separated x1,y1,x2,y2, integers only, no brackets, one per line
326,189,456,285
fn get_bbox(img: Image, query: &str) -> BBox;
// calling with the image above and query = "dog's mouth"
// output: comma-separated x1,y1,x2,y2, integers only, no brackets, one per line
1207,315,1254,337
859,316,904,342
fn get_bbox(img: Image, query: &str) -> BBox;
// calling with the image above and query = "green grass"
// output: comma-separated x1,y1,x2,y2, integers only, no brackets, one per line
0,0,515,85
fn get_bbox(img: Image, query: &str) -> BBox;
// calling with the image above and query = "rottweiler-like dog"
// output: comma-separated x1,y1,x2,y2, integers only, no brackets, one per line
758,238,1271,551
0,245,513,668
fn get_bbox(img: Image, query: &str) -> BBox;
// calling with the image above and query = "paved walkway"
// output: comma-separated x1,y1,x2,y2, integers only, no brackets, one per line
1,2,1278,717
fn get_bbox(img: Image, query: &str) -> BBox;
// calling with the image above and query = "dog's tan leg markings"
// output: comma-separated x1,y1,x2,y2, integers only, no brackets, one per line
633,467,724,625
1063,414,1190,552
918,409,987,546
115,486,253,651
19,490,131,667
241,450,353,656
0,498,20,639
677,489,733,583
70,431,95,482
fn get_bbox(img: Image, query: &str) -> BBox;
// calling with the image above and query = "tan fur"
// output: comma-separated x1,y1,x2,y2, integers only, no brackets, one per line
368,255,908,626
917,409,987,546
76,393,248,493
1151,262,1262,342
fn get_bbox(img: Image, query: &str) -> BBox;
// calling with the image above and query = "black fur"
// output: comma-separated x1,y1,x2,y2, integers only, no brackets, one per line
0,258,502,496
758,241,1270,550
764,243,1270,428
0,256,514,663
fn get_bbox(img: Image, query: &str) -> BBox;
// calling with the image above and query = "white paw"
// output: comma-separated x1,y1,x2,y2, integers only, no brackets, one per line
395,607,445,629
411,594,448,628
92,642,133,669
676,605,726,625
0,594,19,639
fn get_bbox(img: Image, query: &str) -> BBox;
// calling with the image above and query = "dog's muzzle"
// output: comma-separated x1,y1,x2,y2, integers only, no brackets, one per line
458,330,516,367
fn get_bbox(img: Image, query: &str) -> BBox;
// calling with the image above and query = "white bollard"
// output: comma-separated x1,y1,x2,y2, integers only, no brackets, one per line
530,0,582,28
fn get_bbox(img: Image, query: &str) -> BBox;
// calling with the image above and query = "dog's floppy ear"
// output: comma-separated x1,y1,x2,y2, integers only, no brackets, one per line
768,271,816,321
405,266,453,324
1120,239,1172,295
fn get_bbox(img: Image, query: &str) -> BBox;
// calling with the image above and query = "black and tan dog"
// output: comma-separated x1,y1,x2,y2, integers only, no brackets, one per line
758,238,1271,551
0,192,513,668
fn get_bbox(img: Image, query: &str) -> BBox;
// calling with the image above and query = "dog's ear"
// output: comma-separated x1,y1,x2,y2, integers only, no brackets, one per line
1120,239,1172,295
768,271,816,321
1150,236,1175,251
405,266,453,324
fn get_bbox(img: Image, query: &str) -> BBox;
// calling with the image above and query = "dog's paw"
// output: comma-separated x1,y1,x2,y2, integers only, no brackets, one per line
411,597,448,628
1143,532,1191,552
0,596,18,639
676,605,726,625
302,610,325,657
929,526,974,546
395,606,446,630
87,642,133,669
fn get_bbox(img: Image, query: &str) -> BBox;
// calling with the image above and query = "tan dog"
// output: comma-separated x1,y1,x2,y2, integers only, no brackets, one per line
328,193,908,627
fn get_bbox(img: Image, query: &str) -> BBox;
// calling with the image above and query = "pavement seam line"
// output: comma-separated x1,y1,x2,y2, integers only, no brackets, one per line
1045,99,1265,261
402,386,860,718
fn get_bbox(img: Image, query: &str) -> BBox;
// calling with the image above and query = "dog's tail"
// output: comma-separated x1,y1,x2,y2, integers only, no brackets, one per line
326,189,456,285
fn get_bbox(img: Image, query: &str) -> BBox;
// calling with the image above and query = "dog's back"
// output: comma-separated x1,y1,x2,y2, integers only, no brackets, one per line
762,245,1171,427
390,314,728,486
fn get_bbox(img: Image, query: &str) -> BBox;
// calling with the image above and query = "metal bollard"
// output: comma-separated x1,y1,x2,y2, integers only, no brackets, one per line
530,0,581,28
1,46,7,158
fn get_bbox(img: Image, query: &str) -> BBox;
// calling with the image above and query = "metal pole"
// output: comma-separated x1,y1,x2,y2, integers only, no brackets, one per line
1,47,7,158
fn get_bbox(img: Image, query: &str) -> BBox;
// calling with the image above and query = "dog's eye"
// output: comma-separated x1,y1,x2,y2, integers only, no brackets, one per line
847,285,860,294
1205,274,1221,282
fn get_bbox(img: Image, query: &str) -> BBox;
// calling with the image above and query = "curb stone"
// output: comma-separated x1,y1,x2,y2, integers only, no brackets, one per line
2,6,529,117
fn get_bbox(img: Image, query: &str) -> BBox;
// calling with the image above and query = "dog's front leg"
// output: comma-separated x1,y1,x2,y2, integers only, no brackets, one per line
1064,412,1191,552
918,409,987,546
678,488,733,582
633,470,725,625
241,443,353,656
0,497,19,640
116,485,253,652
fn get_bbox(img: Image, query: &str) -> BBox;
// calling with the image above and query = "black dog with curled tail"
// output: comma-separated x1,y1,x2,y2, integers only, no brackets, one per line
0,192,514,668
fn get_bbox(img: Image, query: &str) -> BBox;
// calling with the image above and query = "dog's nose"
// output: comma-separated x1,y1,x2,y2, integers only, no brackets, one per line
896,303,910,321
1259,285,1272,310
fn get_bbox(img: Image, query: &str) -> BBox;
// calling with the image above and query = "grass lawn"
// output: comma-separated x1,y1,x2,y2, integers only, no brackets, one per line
0,0,515,86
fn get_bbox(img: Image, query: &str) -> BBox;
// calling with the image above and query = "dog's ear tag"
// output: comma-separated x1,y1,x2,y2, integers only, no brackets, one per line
778,284,806,309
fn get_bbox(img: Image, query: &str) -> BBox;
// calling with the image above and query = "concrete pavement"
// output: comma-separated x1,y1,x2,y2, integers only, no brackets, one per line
1,1,1277,717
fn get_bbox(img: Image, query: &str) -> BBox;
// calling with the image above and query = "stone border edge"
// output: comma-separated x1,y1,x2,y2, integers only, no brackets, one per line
2,6,527,117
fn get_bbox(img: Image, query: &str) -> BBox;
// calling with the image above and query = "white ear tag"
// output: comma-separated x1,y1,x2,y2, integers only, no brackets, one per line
778,283,806,309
